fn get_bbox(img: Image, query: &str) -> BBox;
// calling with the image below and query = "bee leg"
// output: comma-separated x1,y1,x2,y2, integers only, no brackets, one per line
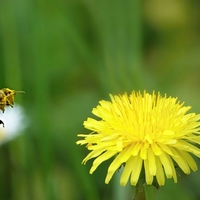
0,107,5,113
7,103,13,108
0,120,4,127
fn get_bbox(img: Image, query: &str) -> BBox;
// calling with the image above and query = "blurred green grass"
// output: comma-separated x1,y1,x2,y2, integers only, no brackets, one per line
0,0,200,199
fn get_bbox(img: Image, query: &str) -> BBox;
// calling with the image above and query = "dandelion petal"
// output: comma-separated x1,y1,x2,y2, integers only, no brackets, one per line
77,91,200,186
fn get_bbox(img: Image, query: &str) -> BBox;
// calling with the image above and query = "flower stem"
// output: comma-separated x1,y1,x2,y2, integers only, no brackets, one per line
133,188,145,200
133,185,155,200
144,185,155,200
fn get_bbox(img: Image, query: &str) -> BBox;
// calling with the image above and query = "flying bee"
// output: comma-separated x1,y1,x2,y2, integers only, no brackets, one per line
0,88,25,112
0,88,25,127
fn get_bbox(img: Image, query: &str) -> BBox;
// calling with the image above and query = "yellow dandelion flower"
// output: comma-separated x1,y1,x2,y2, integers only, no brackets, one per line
77,91,200,186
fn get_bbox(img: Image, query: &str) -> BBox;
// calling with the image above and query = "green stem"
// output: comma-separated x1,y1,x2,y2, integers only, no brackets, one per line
133,184,145,200
144,185,155,200
133,184,155,200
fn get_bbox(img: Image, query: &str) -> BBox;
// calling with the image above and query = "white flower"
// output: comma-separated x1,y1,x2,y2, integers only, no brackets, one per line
0,104,27,144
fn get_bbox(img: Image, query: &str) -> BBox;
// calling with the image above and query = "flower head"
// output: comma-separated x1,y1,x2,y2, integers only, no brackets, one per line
0,104,27,144
77,91,200,186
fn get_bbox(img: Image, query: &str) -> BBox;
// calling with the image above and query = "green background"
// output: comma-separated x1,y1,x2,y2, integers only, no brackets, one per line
0,0,200,199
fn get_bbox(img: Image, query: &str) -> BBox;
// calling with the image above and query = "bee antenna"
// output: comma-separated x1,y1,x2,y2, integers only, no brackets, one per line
15,91,25,94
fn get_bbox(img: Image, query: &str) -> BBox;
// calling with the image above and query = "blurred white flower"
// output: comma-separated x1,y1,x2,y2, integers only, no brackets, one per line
0,104,27,144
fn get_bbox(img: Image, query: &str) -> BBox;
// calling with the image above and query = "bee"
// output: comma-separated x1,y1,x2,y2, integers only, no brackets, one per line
0,88,25,127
